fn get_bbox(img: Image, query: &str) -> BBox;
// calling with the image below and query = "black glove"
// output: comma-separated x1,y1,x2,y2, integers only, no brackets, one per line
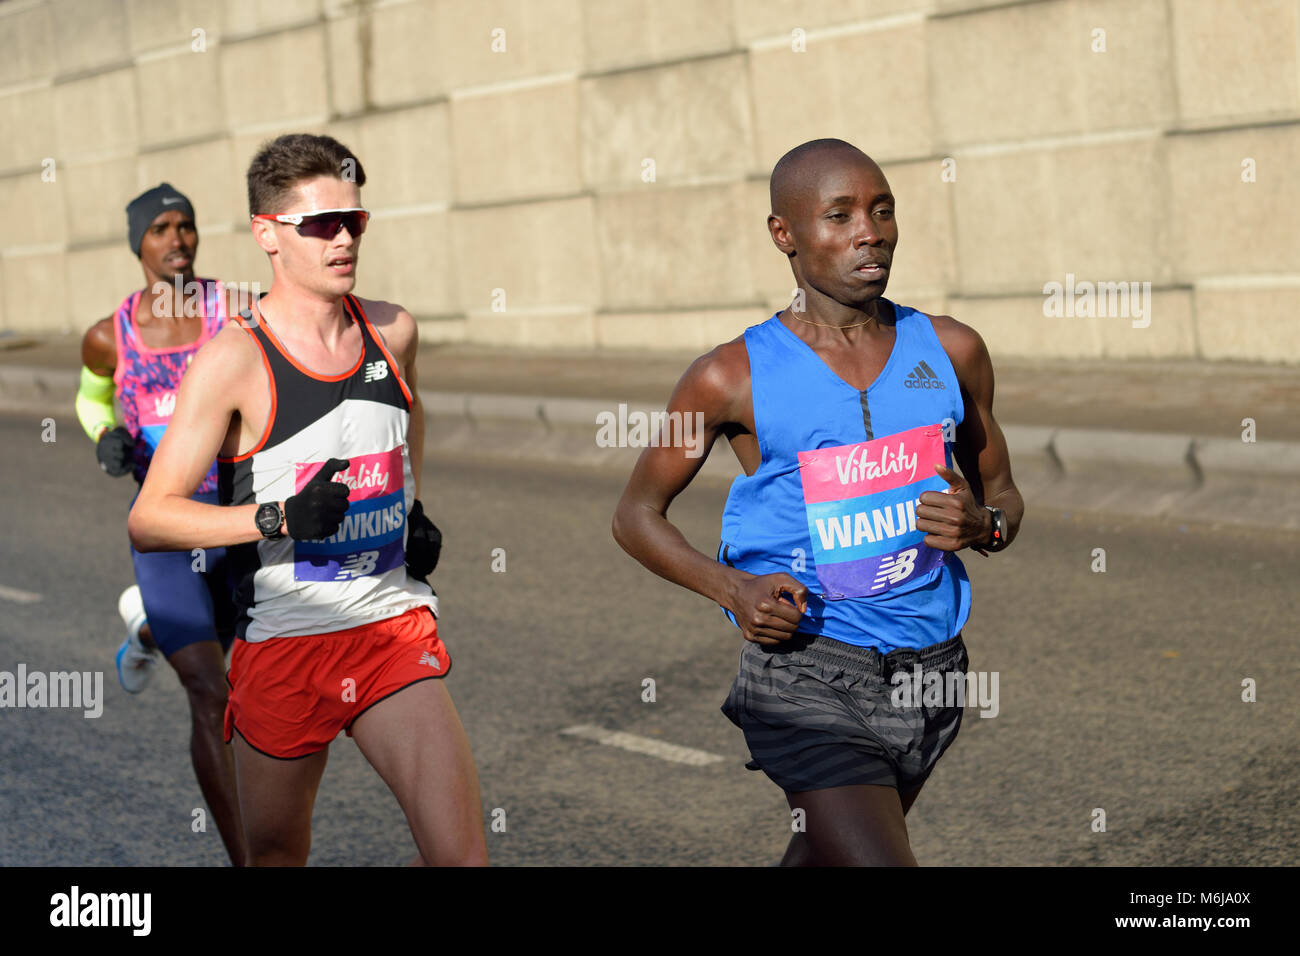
405,498,442,582
284,458,351,539
96,426,135,477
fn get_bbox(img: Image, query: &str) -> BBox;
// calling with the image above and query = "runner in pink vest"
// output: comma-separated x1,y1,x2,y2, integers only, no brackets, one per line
76,183,247,866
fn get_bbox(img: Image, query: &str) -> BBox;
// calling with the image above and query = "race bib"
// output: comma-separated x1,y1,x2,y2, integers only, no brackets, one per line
135,387,177,452
136,384,217,485
798,423,948,599
292,448,407,582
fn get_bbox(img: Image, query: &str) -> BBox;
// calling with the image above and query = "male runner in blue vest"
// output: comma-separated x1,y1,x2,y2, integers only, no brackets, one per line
613,138,1023,866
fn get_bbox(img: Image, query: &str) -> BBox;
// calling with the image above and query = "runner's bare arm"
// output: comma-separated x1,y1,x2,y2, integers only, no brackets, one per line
928,315,1024,549
127,326,265,551
362,299,422,498
404,346,423,500
613,344,808,644
394,312,423,499
81,318,115,376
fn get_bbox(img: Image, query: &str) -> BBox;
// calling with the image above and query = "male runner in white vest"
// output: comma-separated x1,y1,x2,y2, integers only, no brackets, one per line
129,133,487,866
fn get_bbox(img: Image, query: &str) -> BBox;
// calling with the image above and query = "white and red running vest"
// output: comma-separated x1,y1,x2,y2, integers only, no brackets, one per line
217,295,436,642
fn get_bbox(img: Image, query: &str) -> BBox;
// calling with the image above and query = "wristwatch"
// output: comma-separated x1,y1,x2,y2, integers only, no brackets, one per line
255,502,285,540
982,505,1007,552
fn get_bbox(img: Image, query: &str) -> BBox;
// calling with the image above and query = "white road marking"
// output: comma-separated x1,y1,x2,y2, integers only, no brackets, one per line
561,724,726,767
0,584,41,604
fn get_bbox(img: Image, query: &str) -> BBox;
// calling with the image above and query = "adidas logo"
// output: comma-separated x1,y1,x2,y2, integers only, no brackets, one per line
418,650,442,671
363,360,388,383
904,360,945,390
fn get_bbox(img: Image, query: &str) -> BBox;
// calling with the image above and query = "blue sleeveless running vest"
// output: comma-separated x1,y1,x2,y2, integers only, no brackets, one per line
718,302,971,652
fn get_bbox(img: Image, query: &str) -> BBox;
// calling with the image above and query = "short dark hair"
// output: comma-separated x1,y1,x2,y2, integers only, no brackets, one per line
770,138,871,217
246,133,366,217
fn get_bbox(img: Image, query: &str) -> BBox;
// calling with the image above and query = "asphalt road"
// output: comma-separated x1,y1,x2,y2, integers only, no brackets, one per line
1,410,1296,866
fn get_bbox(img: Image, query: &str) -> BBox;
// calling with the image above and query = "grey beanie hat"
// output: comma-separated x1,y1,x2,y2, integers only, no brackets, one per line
126,183,195,256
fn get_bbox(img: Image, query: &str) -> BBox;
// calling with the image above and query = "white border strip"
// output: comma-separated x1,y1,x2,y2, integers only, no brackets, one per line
449,71,578,101
1194,274,1300,290
952,126,1162,158
748,11,927,51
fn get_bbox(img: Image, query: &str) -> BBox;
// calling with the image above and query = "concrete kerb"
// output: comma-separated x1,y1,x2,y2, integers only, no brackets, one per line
540,396,626,428
1182,437,1300,531
996,424,1061,504
1049,428,1198,516
0,366,78,412
1,364,1295,527
1193,437,1300,477
1001,424,1058,461
1052,428,1195,472
421,393,1298,522
429,391,739,477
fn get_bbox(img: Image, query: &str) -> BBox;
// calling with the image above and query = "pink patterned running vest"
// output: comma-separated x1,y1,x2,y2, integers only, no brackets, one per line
112,278,226,490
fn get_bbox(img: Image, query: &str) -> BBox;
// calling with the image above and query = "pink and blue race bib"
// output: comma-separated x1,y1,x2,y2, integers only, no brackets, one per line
292,448,407,582
798,423,949,599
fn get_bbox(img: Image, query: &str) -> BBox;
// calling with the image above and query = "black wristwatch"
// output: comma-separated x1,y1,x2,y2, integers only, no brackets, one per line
256,502,285,540
982,506,1007,552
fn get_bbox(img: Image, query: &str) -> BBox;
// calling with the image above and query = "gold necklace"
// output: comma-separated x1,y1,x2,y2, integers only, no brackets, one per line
786,310,877,330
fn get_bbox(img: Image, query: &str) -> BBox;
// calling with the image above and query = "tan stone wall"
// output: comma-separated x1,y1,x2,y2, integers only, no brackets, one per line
1,0,1297,361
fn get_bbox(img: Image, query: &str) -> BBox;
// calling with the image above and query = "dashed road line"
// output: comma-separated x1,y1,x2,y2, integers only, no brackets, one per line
561,724,726,767
0,584,41,604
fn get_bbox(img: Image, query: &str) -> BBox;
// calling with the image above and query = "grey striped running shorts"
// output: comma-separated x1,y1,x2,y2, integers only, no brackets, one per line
720,631,968,794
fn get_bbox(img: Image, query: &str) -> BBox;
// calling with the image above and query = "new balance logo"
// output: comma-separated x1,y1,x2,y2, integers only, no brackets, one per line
904,360,945,390
872,548,917,588
418,651,442,671
334,550,379,579
363,360,388,383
